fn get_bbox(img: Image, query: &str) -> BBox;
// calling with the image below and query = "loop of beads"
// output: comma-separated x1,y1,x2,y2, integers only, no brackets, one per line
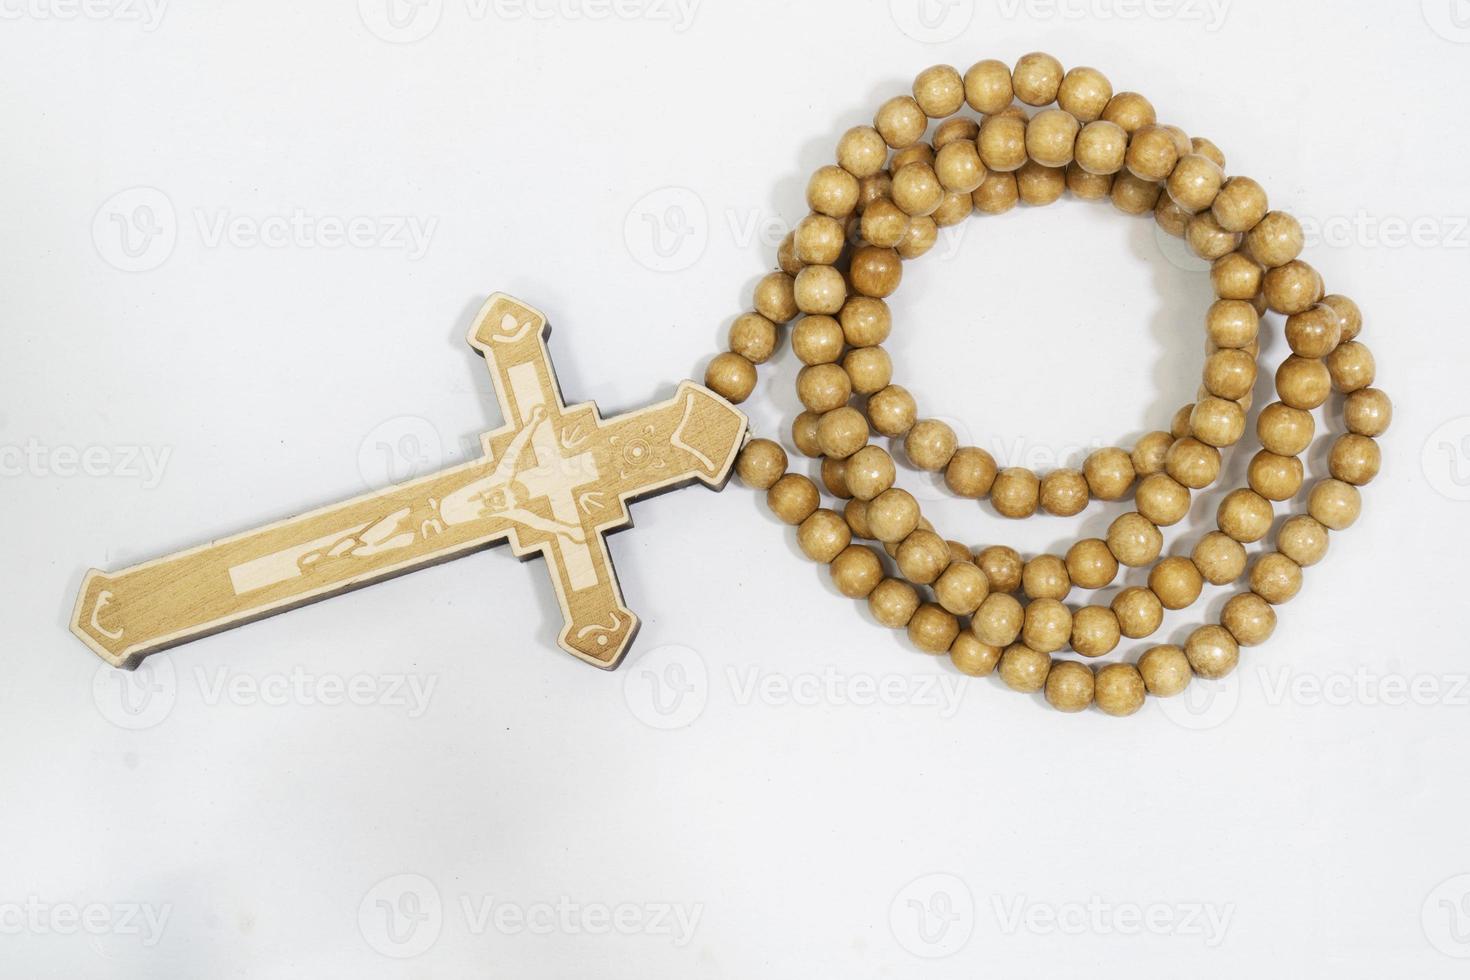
705,54,1389,717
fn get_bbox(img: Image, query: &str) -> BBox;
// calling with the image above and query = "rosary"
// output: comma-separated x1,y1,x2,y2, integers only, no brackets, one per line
70,53,1388,717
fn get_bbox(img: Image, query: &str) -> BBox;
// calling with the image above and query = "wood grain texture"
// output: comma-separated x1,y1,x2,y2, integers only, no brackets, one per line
72,293,748,670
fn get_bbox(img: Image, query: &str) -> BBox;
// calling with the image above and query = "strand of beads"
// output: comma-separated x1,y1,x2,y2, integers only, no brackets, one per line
704,54,1390,717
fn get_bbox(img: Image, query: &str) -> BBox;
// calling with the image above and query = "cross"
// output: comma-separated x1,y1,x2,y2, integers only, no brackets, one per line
70,293,748,670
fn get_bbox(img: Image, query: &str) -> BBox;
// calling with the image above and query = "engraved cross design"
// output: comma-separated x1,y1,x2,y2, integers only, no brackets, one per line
71,293,748,669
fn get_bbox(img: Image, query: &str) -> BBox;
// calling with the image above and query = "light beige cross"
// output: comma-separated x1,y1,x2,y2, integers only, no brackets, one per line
71,293,748,670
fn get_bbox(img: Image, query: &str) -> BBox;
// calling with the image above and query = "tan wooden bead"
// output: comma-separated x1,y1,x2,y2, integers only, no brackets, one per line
837,125,889,179
1108,512,1163,566
1246,210,1305,268
1057,66,1112,121
1167,154,1225,213
849,246,903,298
978,113,1028,173
891,162,945,217
977,545,1024,594
891,143,934,172
1203,348,1256,400
913,64,965,117
1016,162,1066,206
704,352,757,403
908,603,960,654
1251,552,1303,604
1071,606,1121,658
1309,479,1361,530
1148,555,1203,611
1185,624,1239,679
935,561,989,616
736,438,788,490
1070,166,1117,204
1188,212,1242,261
1217,488,1274,543
999,644,1051,693
932,190,975,228
1283,304,1341,360
797,363,852,414
843,346,893,396
1171,403,1195,439
1111,171,1162,215
844,499,872,539
950,632,1003,677
868,384,918,438
974,593,1025,647
845,446,896,501
754,271,799,323
1263,260,1323,315
830,544,884,598
1247,451,1304,501
1321,293,1363,342
1039,468,1089,517
1101,91,1156,134
1022,554,1071,601
1083,446,1136,500
798,509,852,564
1012,51,1063,105
963,59,1014,114
874,95,927,148
793,214,847,267
1222,592,1277,646
1210,252,1263,300
905,419,959,472
840,296,892,347
778,231,803,277
1203,302,1258,351
1094,663,1146,717
1345,388,1392,437
867,487,921,543
1162,125,1192,157
946,540,972,564
1065,538,1118,590
1165,437,1221,490
1326,341,1376,392
1192,530,1247,585
816,406,869,460
1278,515,1330,567
791,410,823,457
1045,660,1095,712
860,197,909,249
897,215,940,258
1112,586,1164,639
1155,196,1193,238
767,473,819,526
1211,176,1269,233
728,312,778,365
806,166,861,219
897,529,951,585
1025,109,1079,168
1191,137,1226,168
1136,473,1192,526
991,467,1041,519
1329,434,1381,486
868,577,920,628
972,171,1020,214
1257,402,1315,456
1190,396,1246,448
935,140,987,194
857,172,893,212
821,457,852,499
945,446,998,498
1275,356,1332,410
1132,430,1173,477
1138,645,1192,697
794,265,847,316
1126,124,1180,182
934,117,980,148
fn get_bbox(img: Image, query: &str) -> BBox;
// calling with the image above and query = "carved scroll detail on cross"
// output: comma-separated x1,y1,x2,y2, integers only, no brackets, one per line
70,293,748,670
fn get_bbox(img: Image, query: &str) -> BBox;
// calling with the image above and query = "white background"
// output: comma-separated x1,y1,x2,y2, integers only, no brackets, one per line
2,0,1469,976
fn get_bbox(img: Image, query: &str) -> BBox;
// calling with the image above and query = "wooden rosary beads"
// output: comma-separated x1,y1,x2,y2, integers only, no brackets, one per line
702,53,1391,717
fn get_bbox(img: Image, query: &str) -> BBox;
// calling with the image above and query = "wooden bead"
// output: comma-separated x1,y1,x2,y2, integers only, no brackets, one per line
844,499,872,539
845,445,896,501
1217,488,1274,543
1326,341,1376,392
945,446,998,498
1012,52,1063,105
1211,176,1269,233
977,545,1024,594
1094,663,1146,717
849,246,903,298
817,406,870,459
1329,434,1381,486
1203,301,1259,351
1065,538,1118,590
978,113,1027,173
867,488,921,543
1283,304,1342,359
1344,388,1392,438
793,214,846,267
1321,293,1363,342
891,143,934,172
1222,592,1277,646
736,438,787,490
932,189,975,228
1257,402,1315,456
1203,348,1256,400
1038,468,1089,517
1166,437,1221,490
728,312,778,365
1162,125,1193,157
1070,606,1120,657
860,198,910,248
830,544,884,598
1247,451,1304,501
857,172,893,212
824,454,852,496
891,162,945,217
1026,109,1079,168
1277,515,1329,567
1190,397,1246,448
1111,171,1162,215
935,561,989,615
1132,430,1173,477
950,632,1003,677
999,644,1051,693
913,64,965,117
1046,660,1095,712
1107,512,1163,566
1154,195,1192,238
1149,555,1204,610
1022,554,1071,601
1185,625,1239,679
1138,645,1191,697
1074,121,1128,177
776,234,805,278
933,117,980,148
1171,403,1195,439
896,215,939,258
1308,479,1361,530
868,384,917,437
1112,586,1164,638
1101,91,1156,134
1136,473,1192,526
1188,212,1241,261
1083,446,1136,500
905,419,959,472
991,467,1041,519
839,347,890,398
1057,66,1112,121
974,593,1024,647
704,352,757,403
791,410,823,457
1126,125,1180,182
796,363,851,413
1015,161,1065,206
1250,552,1302,604
935,140,987,194
798,509,852,563
1210,252,1263,300
1275,356,1332,410
794,265,847,315
1263,260,1323,315
1246,210,1305,268
1192,530,1247,585
972,171,1020,214
963,59,1015,114
767,473,819,525
874,96,927,148
1167,154,1225,213
897,529,951,585
1191,137,1226,169
806,165,860,219
754,271,799,323
868,577,920,628
840,296,891,347
908,603,960,653
837,125,889,179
